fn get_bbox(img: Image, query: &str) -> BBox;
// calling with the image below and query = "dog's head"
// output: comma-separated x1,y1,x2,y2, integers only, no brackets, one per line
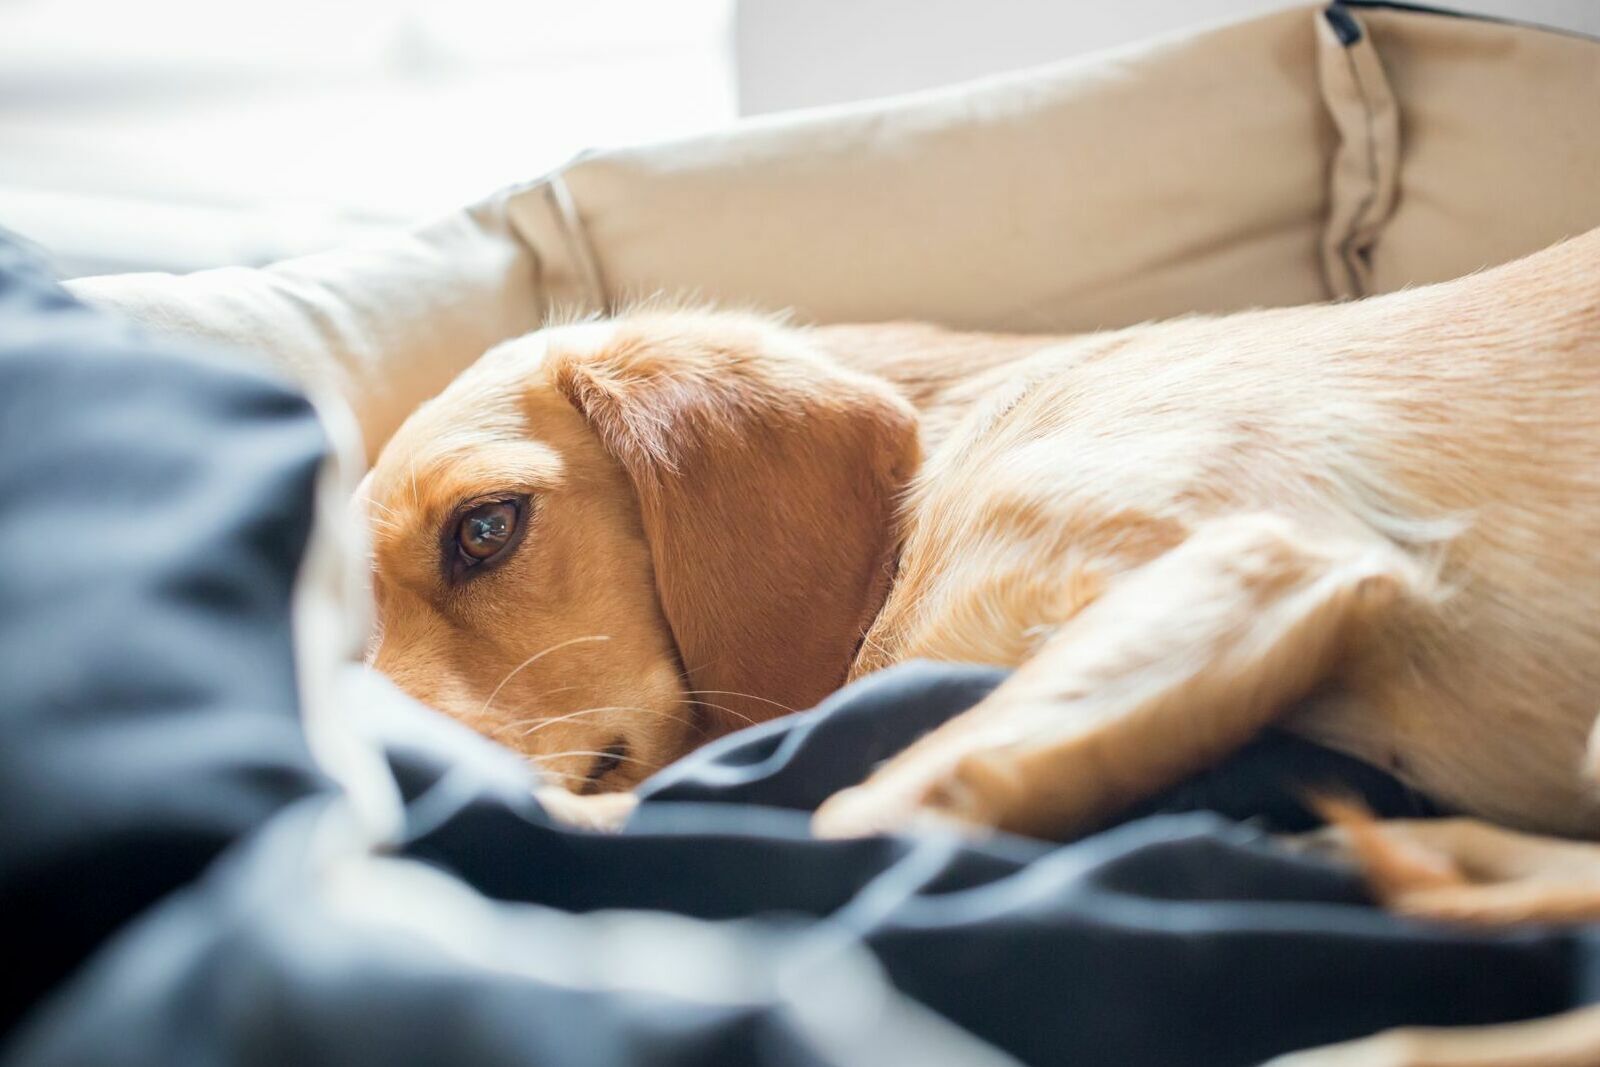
361,312,919,792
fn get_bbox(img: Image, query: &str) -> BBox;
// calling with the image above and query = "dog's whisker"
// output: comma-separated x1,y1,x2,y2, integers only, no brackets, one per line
485,685,586,733
678,696,760,727
685,688,795,715
507,704,696,740
480,635,611,716
532,768,587,786
488,684,586,730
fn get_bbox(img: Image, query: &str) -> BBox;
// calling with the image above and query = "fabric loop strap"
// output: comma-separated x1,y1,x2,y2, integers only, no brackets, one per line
544,171,610,316
1316,3,1402,300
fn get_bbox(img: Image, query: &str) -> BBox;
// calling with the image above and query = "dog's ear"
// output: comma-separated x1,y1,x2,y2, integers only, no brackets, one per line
548,316,920,735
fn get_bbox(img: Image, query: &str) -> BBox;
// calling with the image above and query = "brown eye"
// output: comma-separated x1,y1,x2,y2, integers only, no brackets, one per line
588,740,628,783
456,501,519,563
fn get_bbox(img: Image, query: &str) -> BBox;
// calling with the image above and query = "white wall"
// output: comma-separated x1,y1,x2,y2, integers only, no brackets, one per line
735,0,1600,115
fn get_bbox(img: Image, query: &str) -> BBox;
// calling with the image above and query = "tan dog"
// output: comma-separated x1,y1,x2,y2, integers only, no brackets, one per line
361,227,1600,858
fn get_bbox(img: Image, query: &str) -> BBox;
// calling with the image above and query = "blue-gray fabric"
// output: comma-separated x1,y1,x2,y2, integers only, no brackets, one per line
2,232,1596,1067
0,234,330,1034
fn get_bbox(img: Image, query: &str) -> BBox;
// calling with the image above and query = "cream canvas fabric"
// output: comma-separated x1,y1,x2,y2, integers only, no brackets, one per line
1358,7,1600,293
71,195,545,463
68,2,1600,462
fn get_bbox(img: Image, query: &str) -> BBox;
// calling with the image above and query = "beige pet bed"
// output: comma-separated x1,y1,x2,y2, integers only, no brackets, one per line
68,3,1600,465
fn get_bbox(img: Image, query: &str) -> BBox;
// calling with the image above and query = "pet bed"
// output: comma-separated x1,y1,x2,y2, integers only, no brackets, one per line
8,4,1600,1065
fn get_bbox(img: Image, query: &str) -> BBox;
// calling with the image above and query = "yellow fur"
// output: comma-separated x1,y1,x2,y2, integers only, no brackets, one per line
364,228,1600,840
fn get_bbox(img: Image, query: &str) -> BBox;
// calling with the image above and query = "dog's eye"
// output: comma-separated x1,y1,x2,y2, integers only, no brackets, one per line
588,740,627,782
456,500,519,563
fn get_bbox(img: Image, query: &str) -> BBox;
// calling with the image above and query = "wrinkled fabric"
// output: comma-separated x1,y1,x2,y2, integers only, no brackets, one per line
0,232,330,1033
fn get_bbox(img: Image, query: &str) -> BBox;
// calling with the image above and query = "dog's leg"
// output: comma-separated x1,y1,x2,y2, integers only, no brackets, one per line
1262,1004,1600,1067
1304,801,1600,925
1265,789,1600,1066
814,514,1416,839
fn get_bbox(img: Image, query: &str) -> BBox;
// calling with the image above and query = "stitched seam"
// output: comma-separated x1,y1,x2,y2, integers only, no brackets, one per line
1337,36,1384,296
544,174,610,315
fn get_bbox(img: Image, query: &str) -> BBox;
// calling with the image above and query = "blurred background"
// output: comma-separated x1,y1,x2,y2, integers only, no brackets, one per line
4,0,1596,279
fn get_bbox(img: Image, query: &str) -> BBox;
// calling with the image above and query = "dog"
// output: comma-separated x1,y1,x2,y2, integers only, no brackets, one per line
361,226,1600,854
358,228,1600,1064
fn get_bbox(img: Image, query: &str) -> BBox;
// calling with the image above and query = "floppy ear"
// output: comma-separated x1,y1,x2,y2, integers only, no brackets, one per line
548,315,920,735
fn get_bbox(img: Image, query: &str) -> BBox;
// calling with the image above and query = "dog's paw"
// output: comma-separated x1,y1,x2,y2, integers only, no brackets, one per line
812,783,925,838
1304,796,1469,901
1294,798,1600,926
535,787,638,832
812,756,1015,839
811,787,959,840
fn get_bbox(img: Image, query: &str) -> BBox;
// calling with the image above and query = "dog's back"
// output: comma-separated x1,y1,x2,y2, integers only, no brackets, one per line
848,231,1600,834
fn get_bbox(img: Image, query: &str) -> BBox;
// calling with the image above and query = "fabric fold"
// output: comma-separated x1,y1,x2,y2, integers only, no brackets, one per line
1316,3,1402,299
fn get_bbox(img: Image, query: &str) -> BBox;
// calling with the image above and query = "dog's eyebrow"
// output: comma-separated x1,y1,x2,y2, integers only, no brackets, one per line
421,445,567,497
365,451,563,536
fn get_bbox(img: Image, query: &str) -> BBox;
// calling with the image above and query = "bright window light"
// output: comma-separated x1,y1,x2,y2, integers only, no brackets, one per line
0,0,735,275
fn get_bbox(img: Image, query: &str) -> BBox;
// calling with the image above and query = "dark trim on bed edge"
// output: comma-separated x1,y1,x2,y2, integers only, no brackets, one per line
1337,0,1600,45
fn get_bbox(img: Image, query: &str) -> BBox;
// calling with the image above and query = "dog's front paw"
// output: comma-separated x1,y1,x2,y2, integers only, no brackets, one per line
812,783,918,838
535,787,638,832
812,755,1015,839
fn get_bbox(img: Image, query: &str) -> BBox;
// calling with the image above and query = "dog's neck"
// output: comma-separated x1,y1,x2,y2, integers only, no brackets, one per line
813,323,1061,454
